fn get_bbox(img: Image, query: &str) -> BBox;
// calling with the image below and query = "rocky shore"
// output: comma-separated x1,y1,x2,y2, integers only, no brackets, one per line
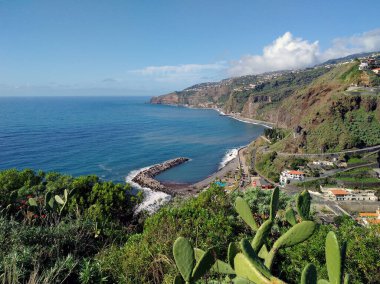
132,157,190,195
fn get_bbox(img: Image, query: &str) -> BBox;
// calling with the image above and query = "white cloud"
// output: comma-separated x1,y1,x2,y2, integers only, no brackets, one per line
132,62,225,77
228,29,380,76
321,28,380,61
229,32,320,76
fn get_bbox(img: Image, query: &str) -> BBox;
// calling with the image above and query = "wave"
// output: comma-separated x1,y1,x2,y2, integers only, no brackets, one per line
125,165,171,214
219,148,238,169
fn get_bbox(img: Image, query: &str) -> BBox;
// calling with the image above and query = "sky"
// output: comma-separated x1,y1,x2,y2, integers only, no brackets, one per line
1,0,380,96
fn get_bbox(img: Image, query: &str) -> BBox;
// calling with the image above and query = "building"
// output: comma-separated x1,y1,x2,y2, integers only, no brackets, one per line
280,170,305,186
359,62,369,70
358,208,380,226
251,176,261,188
372,68,380,74
322,187,378,201
312,160,334,167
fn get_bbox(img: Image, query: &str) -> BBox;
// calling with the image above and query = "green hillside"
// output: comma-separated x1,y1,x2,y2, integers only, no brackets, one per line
152,57,380,154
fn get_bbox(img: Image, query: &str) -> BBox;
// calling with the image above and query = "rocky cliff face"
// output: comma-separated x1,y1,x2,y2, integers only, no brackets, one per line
150,60,380,153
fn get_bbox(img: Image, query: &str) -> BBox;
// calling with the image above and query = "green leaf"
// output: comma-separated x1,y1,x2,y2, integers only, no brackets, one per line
235,197,258,231
173,237,195,282
317,280,330,284
301,263,317,284
233,277,255,284
55,195,65,205
64,189,68,200
344,274,350,284
194,248,235,275
192,248,215,281
270,187,279,221
326,231,341,284
28,197,38,207
173,275,185,284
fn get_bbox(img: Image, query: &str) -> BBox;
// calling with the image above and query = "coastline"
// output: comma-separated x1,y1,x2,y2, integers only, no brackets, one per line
130,102,268,213
161,103,274,129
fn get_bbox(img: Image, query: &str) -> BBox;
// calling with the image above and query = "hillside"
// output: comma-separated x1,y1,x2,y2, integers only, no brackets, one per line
151,55,380,153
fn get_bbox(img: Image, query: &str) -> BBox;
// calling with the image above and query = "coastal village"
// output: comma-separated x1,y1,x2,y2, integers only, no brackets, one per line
147,53,380,229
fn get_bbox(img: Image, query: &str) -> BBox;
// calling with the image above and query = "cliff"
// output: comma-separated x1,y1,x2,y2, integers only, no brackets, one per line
151,54,380,153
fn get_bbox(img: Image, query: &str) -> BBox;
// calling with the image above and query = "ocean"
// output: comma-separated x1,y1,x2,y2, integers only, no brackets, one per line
0,96,265,210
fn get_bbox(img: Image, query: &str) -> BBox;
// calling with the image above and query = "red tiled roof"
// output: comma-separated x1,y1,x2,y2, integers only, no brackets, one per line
288,170,305,175
367,219,380,224
330,189,348,196
359,212,379,217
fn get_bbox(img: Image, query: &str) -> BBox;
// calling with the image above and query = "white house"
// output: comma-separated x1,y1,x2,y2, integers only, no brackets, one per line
280,170,305,186
359,62,369,70
323,187,378,201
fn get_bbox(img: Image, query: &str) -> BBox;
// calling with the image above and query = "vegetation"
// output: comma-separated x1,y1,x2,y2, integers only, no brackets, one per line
0,169,379,283
0,169,141,283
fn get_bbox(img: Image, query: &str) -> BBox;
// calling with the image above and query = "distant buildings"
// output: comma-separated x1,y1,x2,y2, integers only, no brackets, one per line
358,208,380,226
280,170,305,186
359,57,380,74
321,187,378,201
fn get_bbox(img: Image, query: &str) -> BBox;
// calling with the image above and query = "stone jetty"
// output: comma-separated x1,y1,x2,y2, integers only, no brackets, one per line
132,157,189,195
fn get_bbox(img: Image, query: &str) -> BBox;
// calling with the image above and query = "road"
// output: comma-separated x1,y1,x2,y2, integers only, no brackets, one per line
276,145,380,158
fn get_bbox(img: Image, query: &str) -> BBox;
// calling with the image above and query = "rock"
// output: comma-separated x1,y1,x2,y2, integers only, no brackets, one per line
132,157,189,195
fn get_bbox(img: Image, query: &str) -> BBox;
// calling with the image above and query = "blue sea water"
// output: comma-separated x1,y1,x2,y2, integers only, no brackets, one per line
0,96,264,185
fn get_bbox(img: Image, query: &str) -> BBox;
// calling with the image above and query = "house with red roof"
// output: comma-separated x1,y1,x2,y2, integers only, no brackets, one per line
280,169,305,186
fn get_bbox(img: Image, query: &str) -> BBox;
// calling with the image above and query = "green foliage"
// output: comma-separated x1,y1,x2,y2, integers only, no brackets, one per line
172,189,317,283
264,128,286,143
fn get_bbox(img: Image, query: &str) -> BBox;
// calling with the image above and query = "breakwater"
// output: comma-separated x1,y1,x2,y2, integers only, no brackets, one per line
132,157,189,195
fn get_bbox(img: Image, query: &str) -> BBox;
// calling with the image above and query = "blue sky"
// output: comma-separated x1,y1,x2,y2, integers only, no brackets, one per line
1,0,380,96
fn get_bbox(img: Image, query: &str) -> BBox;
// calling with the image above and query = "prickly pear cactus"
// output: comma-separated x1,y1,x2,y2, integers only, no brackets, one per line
235,197,258,231
251,220,272,253
297,190,311,220
325,231,342,284
301,263,317,284
285,207,297,225
265,221,316,270
173,237,195,282
270,187,279,221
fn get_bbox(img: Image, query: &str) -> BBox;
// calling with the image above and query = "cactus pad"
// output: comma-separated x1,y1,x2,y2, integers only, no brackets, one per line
285,207,297,225
301,263,317,284
235,197,258,231
173,237,195,282
297,190,311,220
326,231,342,284
270,187,279,221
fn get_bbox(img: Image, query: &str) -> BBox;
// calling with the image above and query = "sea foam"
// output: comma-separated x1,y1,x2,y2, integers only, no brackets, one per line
219,148,238,169
126,166,171,214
